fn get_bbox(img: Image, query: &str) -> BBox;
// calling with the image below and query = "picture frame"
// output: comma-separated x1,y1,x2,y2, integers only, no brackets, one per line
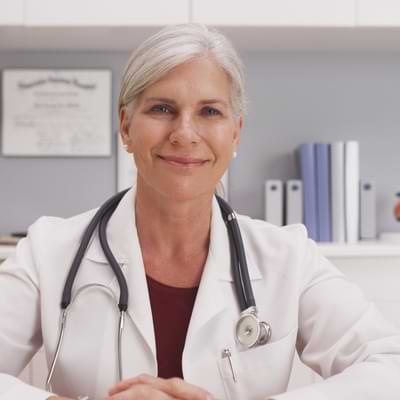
1,68,112,157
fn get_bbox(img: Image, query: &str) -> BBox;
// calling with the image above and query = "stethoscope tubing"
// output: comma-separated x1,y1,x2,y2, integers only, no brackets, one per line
99,203,129,311
61,189,129,310
215,196,256,311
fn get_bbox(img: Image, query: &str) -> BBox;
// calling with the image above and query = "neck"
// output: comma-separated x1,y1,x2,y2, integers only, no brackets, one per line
134,178,213,261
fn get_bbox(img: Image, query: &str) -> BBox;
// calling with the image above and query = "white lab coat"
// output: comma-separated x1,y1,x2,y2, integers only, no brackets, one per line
1,186,400,400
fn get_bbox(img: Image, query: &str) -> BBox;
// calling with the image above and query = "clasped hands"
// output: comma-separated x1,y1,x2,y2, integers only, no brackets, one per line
49,374,214,400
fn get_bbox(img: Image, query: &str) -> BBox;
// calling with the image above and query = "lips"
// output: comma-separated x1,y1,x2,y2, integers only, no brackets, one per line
158,155,208,166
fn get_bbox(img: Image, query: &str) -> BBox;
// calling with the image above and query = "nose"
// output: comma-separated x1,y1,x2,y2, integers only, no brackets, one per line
168,112,200,146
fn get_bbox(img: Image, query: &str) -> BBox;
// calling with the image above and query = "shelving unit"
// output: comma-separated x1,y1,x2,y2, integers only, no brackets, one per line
318,240,400,258
0,245,17,261
1,0,400,51
2,241,400,262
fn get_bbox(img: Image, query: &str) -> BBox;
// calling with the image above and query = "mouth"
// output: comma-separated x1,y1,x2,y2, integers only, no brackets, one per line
158,155,209,168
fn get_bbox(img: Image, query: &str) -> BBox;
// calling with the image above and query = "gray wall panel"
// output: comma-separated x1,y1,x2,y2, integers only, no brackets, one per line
1,50,399,235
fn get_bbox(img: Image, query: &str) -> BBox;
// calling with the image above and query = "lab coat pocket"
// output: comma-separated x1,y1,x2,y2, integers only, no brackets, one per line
217,327,297,400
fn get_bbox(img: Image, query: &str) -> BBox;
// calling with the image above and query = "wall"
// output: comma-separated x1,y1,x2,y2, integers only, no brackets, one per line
1,50,399,234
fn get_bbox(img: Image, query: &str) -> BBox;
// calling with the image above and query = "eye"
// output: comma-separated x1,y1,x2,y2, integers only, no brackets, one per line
150,104,174,114
201,106,221,116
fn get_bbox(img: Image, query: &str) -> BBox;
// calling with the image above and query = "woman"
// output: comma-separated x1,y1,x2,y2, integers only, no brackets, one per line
1,24,400,400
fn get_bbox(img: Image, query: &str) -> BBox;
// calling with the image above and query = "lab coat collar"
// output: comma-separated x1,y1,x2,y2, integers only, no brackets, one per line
84,189,134,264
185,194,262,336
209,194,262,282
84,187,262,282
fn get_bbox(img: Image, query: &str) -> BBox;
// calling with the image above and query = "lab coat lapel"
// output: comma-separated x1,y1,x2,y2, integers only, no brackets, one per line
187,196,263,339
84,187,157,364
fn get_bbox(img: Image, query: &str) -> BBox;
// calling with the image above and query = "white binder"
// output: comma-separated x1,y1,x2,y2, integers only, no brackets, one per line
360,180,376,240
344,141,360,243
265,180,283,226
285,180,303,225
331,142,346,243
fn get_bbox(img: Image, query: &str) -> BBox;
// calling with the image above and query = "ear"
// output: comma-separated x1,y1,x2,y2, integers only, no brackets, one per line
119,107,131,147
233,114,243,148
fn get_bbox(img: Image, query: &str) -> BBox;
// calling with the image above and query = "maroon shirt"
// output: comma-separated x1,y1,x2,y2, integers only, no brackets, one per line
146,275,198,379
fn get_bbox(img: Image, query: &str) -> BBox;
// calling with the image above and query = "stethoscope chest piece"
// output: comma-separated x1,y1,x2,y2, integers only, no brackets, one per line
236,308,272,348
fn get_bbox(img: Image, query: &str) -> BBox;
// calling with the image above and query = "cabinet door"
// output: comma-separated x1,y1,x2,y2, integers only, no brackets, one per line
0,0,23,25
25,0,189,26
192,0,355,26
357,0,400,26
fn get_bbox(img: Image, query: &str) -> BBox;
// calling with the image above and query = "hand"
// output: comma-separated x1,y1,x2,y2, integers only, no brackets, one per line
47,397,75,400
106,374,213,400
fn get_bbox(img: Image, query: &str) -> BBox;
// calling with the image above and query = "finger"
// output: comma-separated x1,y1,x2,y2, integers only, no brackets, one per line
108,373,156,395
128,376,212,400
107,383,177,400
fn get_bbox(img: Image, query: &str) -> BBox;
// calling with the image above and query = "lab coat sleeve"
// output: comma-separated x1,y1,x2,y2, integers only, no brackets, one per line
273,230,400,400
0,234,54,399
0,374,53,400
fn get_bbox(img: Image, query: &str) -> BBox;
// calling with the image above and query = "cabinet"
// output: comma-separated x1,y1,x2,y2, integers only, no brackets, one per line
357,0,400,26
192,0,355,27
1,0,400,50
0,0,23,25
24,0,189,26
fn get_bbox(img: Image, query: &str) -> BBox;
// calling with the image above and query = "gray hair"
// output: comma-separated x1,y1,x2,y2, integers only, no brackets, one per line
118,23,246,117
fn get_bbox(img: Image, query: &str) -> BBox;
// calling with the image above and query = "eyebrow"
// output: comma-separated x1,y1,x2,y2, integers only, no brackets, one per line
144,97,228,107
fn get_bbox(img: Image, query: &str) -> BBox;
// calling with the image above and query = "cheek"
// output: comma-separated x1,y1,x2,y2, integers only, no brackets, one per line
204,125,236,156
129,121,162,153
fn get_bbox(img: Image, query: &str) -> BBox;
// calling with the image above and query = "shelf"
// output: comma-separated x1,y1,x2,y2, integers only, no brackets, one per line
318,241,400,258
2,241,400,262
3,26,400,51
0,245,16,260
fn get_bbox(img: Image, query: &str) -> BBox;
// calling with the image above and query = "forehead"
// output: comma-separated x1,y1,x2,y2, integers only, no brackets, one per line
141,57,232,102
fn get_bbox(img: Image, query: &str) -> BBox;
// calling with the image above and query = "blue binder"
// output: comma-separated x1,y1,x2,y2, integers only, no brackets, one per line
298,143,318,241
315,143,332,242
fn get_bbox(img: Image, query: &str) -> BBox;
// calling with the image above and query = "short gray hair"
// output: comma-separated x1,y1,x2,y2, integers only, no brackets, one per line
118,23,246,117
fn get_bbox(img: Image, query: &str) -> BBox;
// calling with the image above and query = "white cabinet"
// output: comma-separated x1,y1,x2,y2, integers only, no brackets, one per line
25,0,189,26
0,0,23,25
192,0,356,27
357,0,400,26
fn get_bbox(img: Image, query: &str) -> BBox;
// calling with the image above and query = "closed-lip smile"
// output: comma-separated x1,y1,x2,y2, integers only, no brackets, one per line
158,155,208,166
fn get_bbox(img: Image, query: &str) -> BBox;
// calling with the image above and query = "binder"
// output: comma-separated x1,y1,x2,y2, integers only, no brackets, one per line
344,141,360,243
298,143,318,241
330,142,346,243
285,180,303,225
265,180,283,226
360,180,376,240
315,143,332,242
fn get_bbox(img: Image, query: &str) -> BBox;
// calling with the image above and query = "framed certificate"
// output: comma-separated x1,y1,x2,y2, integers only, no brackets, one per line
1,69,112,156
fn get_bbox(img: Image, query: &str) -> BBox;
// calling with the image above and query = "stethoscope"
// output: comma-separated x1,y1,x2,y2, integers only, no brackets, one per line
46,189,272,391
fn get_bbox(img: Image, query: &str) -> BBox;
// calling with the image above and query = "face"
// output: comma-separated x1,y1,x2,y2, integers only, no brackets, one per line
120,57,242,201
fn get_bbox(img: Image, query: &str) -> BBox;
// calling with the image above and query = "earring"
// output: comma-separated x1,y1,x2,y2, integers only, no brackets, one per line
123,144,129,151
233,151,237,159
